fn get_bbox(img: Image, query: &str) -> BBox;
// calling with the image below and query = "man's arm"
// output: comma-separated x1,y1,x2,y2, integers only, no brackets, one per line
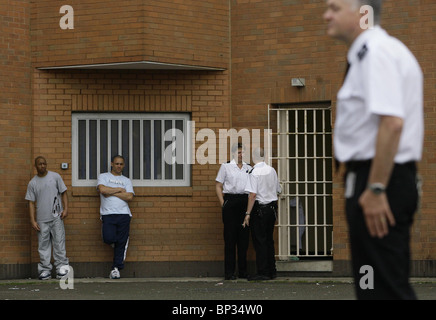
98,184,125,196
29,201,40,231
358,115,403,238
113,191,134,202
215,181,224,207
61,191,69,219
97,184,133,201
243,192,257,227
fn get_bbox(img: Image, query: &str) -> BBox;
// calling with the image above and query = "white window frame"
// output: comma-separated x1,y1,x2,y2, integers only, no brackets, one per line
72,112,191,187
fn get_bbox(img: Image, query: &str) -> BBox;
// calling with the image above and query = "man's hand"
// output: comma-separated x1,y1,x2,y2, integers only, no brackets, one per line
243,192,256,228
358,190,396,238
242,214,250,228
60,208,68,220
31,220,40,232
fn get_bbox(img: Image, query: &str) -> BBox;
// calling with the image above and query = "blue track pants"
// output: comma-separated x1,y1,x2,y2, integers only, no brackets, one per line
102,214,131,270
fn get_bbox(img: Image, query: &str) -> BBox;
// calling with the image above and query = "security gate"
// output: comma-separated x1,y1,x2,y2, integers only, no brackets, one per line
268,103,333,260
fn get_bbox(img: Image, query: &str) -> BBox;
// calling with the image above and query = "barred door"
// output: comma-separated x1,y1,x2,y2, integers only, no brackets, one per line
268,103,333,260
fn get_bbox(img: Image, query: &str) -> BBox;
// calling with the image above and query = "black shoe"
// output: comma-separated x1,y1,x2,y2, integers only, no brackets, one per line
225,275,237,280
248,274,271,281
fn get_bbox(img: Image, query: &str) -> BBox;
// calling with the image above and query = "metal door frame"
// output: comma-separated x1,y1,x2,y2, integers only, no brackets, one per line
268,103,333,260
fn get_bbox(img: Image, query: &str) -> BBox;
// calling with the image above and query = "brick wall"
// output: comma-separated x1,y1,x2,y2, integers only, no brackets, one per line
29,68,234,276
230,0,436,266
2,0,435,279
231,0,349,264
0,0,32,274
31,0,229,69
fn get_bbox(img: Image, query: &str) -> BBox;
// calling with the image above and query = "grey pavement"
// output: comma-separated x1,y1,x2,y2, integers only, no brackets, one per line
1,276,436,300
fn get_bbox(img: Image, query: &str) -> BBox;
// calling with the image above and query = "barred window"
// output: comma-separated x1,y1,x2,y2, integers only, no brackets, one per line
72,113,191,187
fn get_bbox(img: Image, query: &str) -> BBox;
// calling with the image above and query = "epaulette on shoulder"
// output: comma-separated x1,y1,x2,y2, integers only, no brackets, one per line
358,44,368,61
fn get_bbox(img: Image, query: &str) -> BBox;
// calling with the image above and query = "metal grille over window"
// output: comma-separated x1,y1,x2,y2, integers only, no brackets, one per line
72,113,191,187
268,104,333,260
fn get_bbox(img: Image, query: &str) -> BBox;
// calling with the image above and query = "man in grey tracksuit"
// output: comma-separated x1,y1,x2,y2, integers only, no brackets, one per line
25,156,70,280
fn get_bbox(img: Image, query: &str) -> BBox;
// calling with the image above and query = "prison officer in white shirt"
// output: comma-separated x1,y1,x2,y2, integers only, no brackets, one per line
216,143,252,280
324,0,423,299
243,147,281,281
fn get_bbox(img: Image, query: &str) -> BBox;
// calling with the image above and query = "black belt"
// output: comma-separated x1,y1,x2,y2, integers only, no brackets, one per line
254,201,278,219
224,193,248,199
256,200,277,208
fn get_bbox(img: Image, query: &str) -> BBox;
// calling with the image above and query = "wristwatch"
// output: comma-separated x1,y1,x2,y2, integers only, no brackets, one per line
368,183,386,195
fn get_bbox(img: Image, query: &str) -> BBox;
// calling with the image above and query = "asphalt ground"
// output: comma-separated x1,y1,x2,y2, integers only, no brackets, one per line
2,277,434,318
1,277,435,302
0,277,358,300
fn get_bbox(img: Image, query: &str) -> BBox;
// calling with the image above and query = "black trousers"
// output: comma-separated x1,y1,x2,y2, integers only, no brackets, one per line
345,160,418,299
251,201,277,277
222,194,249,277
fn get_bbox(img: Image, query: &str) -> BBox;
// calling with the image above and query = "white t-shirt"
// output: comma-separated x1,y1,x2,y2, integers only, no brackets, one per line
334,26,423,163
245,162,281,204
97,172,134,216
215,159,252,194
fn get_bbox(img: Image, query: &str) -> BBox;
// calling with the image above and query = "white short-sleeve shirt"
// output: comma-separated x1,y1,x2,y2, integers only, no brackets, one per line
97,172,134,216
245,162,281,205
334,26,423,163
215,159,252,194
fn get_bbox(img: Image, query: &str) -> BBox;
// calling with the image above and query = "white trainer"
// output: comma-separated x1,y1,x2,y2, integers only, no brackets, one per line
39,270,51,280
109,267,120,279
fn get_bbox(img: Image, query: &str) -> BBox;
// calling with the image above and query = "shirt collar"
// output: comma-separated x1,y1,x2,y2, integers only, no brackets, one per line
230,159,248,167
253,161,265,168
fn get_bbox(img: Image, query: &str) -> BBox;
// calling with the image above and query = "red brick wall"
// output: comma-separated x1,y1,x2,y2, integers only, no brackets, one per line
230,0,436,263
30,69,232,270
232,0,348,263
0,0,32,270
2,0,435,278
31,0,229,69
